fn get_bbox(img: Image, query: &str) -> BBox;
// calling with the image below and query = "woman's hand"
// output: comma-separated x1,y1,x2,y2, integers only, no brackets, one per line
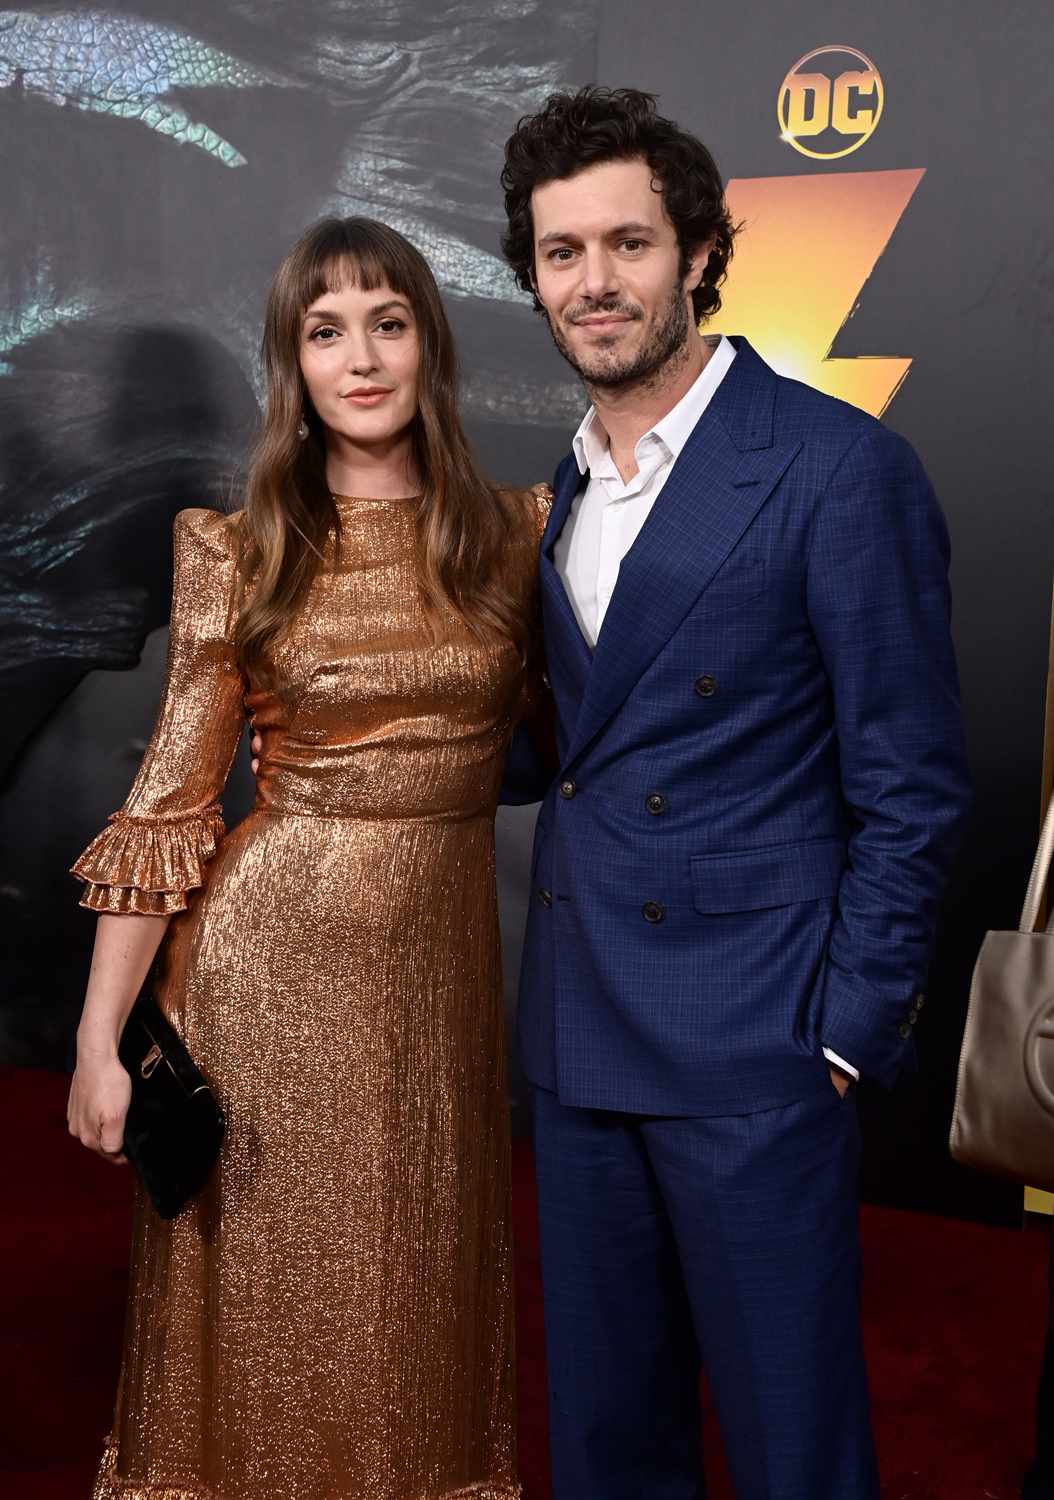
67,1047,132,1164
68,910,171,1167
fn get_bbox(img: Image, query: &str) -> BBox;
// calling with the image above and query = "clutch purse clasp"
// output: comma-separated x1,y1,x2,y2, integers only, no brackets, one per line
140,1043,163,1080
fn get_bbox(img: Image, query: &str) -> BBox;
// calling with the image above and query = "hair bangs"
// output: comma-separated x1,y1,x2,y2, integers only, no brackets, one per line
296,221,419,317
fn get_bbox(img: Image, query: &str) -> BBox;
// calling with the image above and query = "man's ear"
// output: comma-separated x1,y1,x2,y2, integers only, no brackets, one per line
685,235,717,292
528,262,547,310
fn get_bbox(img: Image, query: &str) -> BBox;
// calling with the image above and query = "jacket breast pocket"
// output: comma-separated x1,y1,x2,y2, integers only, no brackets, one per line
693,551,767,616
690,838,845,913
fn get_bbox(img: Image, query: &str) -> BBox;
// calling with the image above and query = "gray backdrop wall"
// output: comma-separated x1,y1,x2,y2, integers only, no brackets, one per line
2,0,1051,1223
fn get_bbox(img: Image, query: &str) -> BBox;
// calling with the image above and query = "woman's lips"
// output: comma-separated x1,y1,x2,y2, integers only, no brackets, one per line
342,389,391,406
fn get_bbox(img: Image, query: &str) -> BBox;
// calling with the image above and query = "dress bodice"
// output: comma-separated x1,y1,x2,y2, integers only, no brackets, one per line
248,494,534,822
72,486,550,914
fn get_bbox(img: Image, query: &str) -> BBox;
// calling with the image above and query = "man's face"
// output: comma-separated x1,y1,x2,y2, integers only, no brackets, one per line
529,157,707,389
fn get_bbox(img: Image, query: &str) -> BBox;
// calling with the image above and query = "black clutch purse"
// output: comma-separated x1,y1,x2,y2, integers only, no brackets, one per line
117,990,225,1220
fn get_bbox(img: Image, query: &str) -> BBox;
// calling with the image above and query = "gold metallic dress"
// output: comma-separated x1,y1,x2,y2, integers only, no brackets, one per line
72,487,550,1500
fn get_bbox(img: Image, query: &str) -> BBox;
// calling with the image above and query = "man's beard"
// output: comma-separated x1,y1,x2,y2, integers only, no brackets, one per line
548,278,693,392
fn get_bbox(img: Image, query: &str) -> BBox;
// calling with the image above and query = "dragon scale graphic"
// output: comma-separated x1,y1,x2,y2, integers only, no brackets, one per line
0,9,288,165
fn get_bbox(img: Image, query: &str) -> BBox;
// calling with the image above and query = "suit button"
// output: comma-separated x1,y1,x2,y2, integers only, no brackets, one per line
645,793,668,816
694,674,718,698
897,1021,912,1039
538,888,553,907
541,672,551,689
559,779,577,799
642,901,665,923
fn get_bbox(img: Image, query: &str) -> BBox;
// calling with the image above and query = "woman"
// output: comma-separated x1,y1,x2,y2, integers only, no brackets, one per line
68,216,549,1499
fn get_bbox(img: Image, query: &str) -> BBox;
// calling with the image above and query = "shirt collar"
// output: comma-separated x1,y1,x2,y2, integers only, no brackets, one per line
571,334,737,477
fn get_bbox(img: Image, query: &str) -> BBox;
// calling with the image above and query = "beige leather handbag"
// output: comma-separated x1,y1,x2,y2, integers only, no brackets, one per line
950,797,1054,1191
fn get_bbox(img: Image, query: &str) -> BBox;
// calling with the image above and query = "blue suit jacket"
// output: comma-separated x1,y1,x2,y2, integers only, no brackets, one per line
512,337,972,1116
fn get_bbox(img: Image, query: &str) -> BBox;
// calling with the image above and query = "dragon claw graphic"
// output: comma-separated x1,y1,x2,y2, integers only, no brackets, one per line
0,9,288,166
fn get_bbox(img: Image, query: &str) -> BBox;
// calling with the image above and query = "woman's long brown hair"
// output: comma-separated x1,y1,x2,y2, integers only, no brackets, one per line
234,216,532,682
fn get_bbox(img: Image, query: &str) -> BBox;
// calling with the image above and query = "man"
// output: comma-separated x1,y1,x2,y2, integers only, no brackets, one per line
500,87,972,1499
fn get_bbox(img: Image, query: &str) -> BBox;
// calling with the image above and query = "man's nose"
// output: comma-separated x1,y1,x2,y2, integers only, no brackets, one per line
579,247,619,303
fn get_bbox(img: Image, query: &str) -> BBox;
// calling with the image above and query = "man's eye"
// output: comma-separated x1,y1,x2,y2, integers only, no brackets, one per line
548,248,575,262
621,240,645,252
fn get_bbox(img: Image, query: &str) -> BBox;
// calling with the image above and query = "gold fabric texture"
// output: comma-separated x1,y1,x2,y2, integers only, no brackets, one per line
73,487,551,1500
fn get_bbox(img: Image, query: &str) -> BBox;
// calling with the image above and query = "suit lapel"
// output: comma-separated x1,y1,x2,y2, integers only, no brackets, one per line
564,339,800,767
540,451,581,561
539,455,593,732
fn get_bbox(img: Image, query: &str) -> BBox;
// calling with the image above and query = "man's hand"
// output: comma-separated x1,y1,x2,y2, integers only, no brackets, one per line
250,732,262,775
829,1064,853,1099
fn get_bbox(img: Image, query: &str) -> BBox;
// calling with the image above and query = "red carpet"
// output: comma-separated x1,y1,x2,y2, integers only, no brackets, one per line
2,1068,1048,1499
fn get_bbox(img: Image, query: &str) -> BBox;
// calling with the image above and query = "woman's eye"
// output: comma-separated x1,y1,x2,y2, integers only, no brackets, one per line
375,318,406,334
309,326,339,342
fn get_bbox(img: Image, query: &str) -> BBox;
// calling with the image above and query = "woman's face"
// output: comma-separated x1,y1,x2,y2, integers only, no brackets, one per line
299,275,421,449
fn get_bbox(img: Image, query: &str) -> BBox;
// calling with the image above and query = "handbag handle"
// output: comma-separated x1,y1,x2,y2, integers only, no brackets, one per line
1019,794,1054,935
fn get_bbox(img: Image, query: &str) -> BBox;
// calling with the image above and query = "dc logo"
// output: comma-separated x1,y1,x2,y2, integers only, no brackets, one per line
778,45,883,161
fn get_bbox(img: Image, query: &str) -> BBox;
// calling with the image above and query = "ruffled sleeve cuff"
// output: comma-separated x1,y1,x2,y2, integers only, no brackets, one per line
71,805,226,915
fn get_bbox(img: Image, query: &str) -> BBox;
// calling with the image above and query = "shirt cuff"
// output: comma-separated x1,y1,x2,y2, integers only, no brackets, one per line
822,1047,860,1083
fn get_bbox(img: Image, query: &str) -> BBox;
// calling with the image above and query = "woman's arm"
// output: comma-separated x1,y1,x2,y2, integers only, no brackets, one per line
68,508,247,1161
67,913,169,1162
499,482,559,806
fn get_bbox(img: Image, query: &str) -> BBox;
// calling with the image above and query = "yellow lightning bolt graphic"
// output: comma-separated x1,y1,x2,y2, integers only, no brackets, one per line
708,168,924,417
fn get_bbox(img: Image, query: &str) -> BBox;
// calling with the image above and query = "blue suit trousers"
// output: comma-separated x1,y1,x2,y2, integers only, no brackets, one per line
531,1085,880,1500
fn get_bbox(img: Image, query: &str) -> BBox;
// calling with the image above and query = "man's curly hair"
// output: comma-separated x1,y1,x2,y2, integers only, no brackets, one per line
501,87,737,322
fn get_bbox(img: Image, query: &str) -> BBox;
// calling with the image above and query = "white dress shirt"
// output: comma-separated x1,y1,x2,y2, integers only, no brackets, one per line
554,335,858,1083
